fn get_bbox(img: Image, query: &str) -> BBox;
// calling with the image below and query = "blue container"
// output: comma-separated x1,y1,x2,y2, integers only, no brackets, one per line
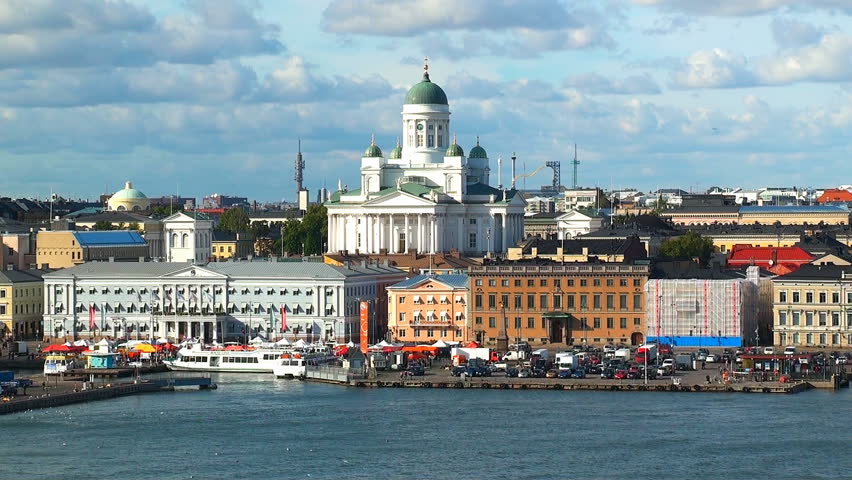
0,371,14,382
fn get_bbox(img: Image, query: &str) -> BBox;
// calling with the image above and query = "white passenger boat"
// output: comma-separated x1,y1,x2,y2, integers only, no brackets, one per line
164,345,289,373
272,352,338,379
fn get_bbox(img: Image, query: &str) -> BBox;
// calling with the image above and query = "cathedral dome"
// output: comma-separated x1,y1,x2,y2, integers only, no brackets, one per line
445,136,464,157
364,135,383,158
389,138,402,159
107,181,150,212
404,61,448,105
469,136,487,159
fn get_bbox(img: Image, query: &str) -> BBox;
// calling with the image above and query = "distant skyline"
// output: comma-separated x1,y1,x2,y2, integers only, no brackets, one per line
1,0,851,202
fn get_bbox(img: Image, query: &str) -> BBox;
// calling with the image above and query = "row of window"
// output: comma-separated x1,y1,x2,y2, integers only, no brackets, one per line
474,316,641,330
778,290,846,304
212,246,235,253
397,327,463,338
777,332,851,346
397,296,464,305
474,293,643,312
474,278,642,288
398,312,462,322
0,303,43,315
0,287,43,298
74,286,318,297
777,310,845,327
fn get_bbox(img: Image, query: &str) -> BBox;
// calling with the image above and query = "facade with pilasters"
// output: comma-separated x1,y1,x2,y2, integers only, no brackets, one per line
325,62,526,256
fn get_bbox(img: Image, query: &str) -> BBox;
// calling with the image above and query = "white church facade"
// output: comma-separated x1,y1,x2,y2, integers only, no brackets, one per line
163,212,213,263
326,62,526,256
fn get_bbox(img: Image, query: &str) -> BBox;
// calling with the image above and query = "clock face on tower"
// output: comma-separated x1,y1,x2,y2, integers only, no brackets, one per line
416,123,424,131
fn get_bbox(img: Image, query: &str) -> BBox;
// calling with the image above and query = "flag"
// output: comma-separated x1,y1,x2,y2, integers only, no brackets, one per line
280,305,288,332
89,305,95,330
101,303,106,329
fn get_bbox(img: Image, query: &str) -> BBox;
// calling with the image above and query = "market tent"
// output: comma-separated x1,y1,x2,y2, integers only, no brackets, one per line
464,341,481,348
134,343,156,353
335,345,349,356
43,344,72,353
72,339,91,347
408,352,429,361
275,337,291,346
374,340,393,348
293,339,308,348
155,338,170,345
432,340,449,348
346,341,356,347
249,336,266,345
401,346,438,354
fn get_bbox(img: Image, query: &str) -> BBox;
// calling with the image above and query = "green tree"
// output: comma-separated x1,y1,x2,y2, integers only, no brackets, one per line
150,205,183,217
659,231,715,265
93,220,115,231
218,207,250,233
128,222,140,231
301,205,327,255
281,219,303,254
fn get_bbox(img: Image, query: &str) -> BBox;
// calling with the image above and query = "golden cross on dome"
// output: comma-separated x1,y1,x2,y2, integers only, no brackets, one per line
424,56,429,71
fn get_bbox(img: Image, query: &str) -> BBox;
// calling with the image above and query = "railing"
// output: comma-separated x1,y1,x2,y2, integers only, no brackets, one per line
306,365,363,383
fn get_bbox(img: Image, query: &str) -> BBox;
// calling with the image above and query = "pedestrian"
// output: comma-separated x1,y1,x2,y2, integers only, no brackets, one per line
701,361,706,370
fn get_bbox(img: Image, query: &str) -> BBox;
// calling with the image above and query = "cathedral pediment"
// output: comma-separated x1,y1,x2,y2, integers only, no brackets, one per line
363,190,437,207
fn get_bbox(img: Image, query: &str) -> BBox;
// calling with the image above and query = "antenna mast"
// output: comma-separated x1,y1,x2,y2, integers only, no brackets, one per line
571,143,580,189
295,138,305,192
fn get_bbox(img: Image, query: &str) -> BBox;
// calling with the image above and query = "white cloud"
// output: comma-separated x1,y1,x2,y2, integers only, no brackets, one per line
564,72,661,95
671,48,756,88
630,0,852,16
770,18,826,48
757,34,852,84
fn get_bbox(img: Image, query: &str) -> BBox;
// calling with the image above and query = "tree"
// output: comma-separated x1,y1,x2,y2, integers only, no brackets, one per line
151,205,183,217
218,207,250,233
93,221,115,231
128,222,140,231
281,219,303,254
300,204,327,255
659,231,714,265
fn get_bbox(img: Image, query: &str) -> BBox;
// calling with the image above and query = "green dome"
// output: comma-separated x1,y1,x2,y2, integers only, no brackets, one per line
111,181,147,200
389,139,402,159
445,137,464,157
469,136,487,159
404,71,448,105
364,135,382,157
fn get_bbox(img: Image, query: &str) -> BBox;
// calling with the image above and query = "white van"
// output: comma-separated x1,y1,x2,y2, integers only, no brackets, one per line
783,346,797,356
763,346,775,355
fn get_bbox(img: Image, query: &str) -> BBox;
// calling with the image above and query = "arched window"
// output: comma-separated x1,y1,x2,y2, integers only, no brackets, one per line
117,205,126,211
182,233,189,248
170,233,178,247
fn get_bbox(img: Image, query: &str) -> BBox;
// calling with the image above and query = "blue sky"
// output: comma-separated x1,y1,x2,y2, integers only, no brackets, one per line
1,0,851,202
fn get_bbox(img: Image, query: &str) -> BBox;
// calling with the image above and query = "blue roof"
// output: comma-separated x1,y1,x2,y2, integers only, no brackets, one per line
389,274,469,290
73,230,146,247
740,205,849,213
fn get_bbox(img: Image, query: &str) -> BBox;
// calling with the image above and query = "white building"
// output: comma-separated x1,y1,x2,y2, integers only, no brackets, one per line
41,261,404,344
325,62,526,256
555,210,604,239
163,212,213,263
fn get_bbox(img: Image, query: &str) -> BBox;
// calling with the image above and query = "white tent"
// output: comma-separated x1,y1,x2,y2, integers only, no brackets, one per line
294,339,308,348
249,336,266,345
72,339,91,347
155,337,170,345
275,337,291,346
375,340,393,348
432,340,449,348
346,341,356,347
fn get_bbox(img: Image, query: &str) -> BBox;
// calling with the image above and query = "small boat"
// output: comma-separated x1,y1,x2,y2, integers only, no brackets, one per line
272,350,337,379
164,344,289,373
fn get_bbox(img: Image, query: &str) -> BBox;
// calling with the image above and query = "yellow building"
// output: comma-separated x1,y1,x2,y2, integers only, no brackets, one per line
211,232,255,260
36,231,148,269
0,269,47,341
772,264,852,348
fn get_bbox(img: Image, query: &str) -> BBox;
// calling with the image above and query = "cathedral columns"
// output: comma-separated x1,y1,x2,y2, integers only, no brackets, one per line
417,214,423,252
501,213,507,253
404,214,410,252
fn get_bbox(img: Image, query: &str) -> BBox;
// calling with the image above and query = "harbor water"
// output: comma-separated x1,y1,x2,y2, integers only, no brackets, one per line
1,373,850,480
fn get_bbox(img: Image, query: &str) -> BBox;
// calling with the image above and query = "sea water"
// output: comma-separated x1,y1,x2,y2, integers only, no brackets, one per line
1,373,850,480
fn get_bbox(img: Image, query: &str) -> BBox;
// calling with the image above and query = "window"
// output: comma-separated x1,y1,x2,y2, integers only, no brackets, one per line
475,316,482,325
488,294,496,310
468,233,476,249
580,279,587,287
792,312,800,326
633,279,641,287
0,305,4,315
540,279,547,287
593,317,601,328
819,333,827,345
414,329,421,338
593,294,601,310
501,280,509,287
501,294,509,310
818,292,827,303
527,317,535,328
593,279,601,287
579,295,588,311
567,280,574,287
488,317,496,328
553,294,562,310
514,295,522,310
620,318,627,329
832,292,840,303
539,294,548,310
475,295,482,309
488,279,496,287
806,333,813,345
514,317,521,329
806,292,814,303
527,280,534,287
567,295,575,309
633,294,642,310
779,291,787,303
606,279,614,287
399,297,405,304
619,279,627,287
514,280,521,287
805,312,813,326
634,318,641,326
778,311,787,326
819,312,827,326
792,291,800,303
619,294,627,310
606,294,614,311
399,313,405,322
527,294,535,310
832,312,840,327
606,318,614,329
554,279,561,288
475,279,483,286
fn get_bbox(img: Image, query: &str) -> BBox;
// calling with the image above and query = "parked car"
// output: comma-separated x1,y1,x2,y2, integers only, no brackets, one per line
614,369,628,380
407,364,425,376
505,367,519,378
557,369,573,379
586,364,602,375
546,369,559,378
640,366,657,380
705,354,718,363
518,368,532,378
763,346,775,355
450,366,467,377
657,365,675,377
571,368,586,379
627,366,641,379
784,346,797,356
600,368,615,379
603,344,616,354
661,358,675,369
531,368,547,378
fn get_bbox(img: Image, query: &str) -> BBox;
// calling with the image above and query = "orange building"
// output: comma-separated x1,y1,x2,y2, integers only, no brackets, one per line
386,274,469,343
468,262,650,347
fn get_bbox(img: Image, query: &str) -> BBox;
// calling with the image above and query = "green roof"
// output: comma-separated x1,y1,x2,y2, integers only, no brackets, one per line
389,139,402,159
404,72,448,105
469,137,487,159
446,139,464,157
364,143,382,158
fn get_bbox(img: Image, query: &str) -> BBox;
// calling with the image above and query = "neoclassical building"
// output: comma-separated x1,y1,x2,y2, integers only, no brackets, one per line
107,181,150,212
326,62,526,256
163,212,213,263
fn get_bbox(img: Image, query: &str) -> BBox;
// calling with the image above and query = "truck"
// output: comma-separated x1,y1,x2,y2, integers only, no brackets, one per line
451,347,491,366
555,352,579,370
502,350,527,361
614,348,632,361
675,353,694,370
529,349,551,370
635,344,658,364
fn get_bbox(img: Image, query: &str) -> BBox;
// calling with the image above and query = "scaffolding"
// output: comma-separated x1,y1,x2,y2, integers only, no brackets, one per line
644,276,761,347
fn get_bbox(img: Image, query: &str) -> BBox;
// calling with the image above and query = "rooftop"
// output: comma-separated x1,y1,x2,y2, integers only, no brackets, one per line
388,274,469,290
773,264,852,281
0,269,52,284
73,230,146,247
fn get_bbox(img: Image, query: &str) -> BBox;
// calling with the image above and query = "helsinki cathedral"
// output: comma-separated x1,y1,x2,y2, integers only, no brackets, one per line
325,60,526,256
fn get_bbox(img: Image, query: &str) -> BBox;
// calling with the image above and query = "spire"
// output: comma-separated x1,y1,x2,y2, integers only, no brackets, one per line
422,56,431,81
453,133,457,145
476,135,480,146
371,133,375,145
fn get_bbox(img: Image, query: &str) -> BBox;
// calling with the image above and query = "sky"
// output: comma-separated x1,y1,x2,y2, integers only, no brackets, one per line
1,0,851,202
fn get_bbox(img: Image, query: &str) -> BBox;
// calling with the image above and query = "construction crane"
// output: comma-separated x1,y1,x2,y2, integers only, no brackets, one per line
513,162,561,191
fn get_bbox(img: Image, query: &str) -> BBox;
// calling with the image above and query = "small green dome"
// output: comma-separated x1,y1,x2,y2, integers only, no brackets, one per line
469,136,487,159
111,181,147,200
404,71,448,105
364,135,382,157
445,136,464,157
389,138,402,159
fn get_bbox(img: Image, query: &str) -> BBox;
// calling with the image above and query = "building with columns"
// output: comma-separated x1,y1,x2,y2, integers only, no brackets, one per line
41,260,404,345
163,212,213,263
325,62,526,257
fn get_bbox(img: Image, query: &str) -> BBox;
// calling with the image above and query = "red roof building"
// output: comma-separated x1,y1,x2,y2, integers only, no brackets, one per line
726,244,814,275
817,189,852,204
